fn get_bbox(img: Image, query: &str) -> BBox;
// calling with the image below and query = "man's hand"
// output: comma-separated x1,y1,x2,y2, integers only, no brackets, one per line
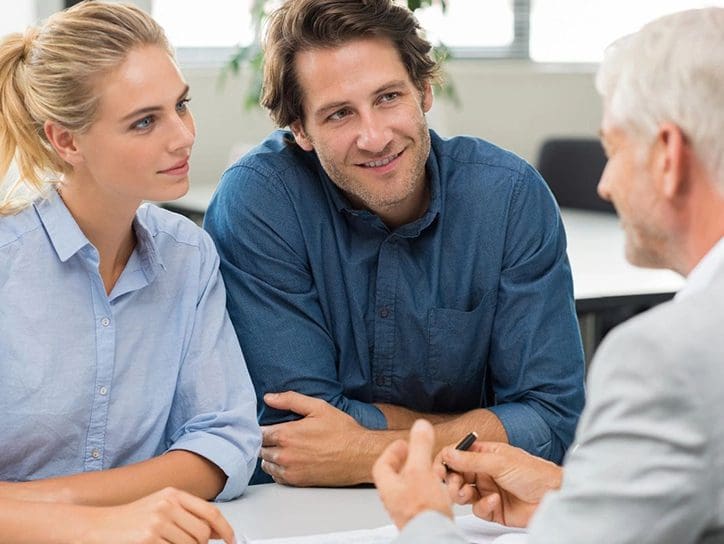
439,441,563,528
372,419,453,530
260,391,371,486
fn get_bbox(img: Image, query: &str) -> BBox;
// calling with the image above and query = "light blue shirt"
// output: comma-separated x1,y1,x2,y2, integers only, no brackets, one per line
0,191,261,501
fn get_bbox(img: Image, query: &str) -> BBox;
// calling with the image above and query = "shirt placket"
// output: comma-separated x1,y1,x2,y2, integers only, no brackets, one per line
371,235,399,402
84,270,116,472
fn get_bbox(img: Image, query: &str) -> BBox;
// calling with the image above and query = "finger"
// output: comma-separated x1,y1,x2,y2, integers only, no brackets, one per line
176,493,235,544
264,391,321,416
445,472,465,503
261,424,287,447
259,446,283,466
167,505,211,544
442,447,510,480
372,439,408,484
472,492,503,524
466,441,514,455
432,458,447,481
260,458,286,481
454,483,479,505
405,419,435,470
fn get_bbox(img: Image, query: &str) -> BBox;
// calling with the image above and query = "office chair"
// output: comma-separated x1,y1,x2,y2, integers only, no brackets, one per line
537,138,615,213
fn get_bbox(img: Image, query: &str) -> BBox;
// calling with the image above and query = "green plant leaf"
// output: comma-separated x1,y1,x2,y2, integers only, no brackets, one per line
222,0,459,109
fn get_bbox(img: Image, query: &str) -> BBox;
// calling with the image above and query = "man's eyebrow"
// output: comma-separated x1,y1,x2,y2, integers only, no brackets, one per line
120,85,190,122
315,100,350,118
313,80,408,119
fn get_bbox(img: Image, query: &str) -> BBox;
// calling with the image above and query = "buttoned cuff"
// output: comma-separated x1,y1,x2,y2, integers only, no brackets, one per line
169,432,255,502
488,403,555,461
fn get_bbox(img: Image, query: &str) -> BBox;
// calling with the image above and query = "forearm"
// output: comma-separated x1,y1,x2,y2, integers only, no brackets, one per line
0,498,97,544
375,403,507,444
2,450,225,506
375,403,459,429
349,408,508,484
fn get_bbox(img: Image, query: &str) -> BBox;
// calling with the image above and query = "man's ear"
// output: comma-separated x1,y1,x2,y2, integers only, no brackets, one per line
421,80,433,114
654,122,688,200
290,120,314,152
44,120,83,167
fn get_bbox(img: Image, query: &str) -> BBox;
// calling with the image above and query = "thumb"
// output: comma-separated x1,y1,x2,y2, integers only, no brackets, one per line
264,391,321,416
442,447,509,480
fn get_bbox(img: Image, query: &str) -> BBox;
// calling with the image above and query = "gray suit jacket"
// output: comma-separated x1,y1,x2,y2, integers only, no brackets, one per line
394,262,724,544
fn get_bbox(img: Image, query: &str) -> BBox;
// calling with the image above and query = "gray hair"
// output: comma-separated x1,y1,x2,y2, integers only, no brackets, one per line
596,7,724,185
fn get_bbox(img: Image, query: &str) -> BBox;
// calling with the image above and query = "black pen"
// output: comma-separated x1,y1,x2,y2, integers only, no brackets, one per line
443,431,478,475
454,431,478,452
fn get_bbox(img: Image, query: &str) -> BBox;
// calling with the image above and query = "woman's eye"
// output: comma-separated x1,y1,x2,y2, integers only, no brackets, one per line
132,116,154,130
177,98,191,113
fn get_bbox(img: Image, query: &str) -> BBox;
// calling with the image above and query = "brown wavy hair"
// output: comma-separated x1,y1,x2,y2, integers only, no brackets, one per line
261,0,440,128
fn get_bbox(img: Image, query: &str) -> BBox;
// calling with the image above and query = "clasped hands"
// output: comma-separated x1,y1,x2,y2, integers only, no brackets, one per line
260,391,372,486
373,419,563,531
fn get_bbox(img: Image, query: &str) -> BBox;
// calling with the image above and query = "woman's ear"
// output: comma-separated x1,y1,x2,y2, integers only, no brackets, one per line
44,120,83,166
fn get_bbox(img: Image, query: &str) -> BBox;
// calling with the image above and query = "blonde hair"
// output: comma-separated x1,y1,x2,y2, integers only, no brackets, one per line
0,1,172,215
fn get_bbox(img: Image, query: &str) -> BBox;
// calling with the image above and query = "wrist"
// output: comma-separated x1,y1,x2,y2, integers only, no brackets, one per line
350,429,403,485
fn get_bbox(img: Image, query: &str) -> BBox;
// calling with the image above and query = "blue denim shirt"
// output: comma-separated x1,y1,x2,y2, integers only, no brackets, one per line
0,192,261,500
205,130,584,483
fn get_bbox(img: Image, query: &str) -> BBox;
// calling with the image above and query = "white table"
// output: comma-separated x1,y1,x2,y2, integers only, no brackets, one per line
560,209,683,361
216,483,471,540
561,208,683,308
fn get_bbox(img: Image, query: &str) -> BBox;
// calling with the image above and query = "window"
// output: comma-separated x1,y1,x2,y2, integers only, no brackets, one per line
152,0,254,48
150,0,724,64
414,0,522,57
0,0,36,37
530,0,724,62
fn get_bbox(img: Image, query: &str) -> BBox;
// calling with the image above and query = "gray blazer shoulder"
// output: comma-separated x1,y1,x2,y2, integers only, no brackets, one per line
528,264,724,544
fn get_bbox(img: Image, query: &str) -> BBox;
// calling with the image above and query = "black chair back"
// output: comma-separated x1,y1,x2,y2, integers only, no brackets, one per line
537,138,614,213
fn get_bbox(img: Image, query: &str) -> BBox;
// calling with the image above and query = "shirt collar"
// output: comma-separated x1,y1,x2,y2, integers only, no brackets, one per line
675,236,724,302
34,191,165,278
34,190,92,263
131,206,166,281
321,133,442,236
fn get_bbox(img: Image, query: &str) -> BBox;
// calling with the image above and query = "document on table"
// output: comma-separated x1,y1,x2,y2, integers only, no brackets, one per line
247,514,527,544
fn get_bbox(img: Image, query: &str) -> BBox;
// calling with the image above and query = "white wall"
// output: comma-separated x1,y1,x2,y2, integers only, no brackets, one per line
182,58,603,191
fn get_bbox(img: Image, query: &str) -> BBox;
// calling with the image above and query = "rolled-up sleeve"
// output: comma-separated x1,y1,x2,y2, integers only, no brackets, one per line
166,231,261,501
487,165,585,463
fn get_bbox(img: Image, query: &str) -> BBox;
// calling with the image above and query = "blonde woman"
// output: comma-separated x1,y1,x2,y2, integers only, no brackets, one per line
0,2,260,542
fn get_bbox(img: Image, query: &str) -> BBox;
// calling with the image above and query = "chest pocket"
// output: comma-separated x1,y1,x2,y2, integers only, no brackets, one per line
427,290,496,392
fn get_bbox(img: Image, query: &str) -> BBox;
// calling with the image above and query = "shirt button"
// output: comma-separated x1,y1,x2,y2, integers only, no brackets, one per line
378,307,390,318
100,317,111,327
91,448,101,459
375,375,386,386
99,386,108,396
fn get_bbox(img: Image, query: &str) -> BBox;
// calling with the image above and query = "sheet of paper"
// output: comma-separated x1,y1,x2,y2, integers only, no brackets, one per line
248,514,527,544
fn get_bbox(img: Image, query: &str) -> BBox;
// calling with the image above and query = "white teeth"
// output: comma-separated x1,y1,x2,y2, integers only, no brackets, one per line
363,151,400,168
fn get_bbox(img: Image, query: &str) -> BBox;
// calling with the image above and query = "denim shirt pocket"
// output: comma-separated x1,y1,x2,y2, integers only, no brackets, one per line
427,291,496,387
